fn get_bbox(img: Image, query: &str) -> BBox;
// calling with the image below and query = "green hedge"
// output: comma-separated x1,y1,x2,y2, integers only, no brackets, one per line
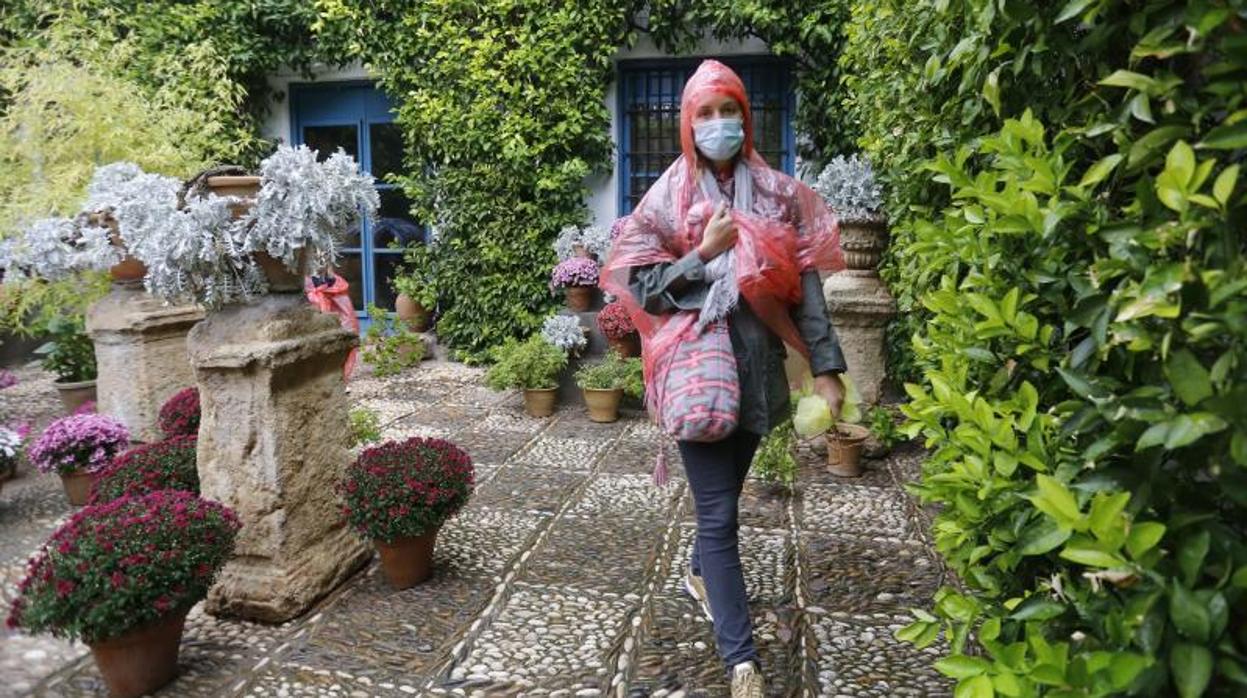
841,2,1247,695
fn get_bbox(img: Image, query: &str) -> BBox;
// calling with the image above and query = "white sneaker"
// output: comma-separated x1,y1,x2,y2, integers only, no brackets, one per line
684,569,713,622
731,661,764,698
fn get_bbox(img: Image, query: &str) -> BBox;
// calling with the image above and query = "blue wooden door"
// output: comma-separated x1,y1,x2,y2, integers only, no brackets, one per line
290,82,424,320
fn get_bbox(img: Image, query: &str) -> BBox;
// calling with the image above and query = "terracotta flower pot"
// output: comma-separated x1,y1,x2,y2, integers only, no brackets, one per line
826,423,870,477
522,388,558,418
89,608,189,698
89,214,146,284
374,527,440,589
204,175,261,216
607,333,641,358
60,471,96,506
253,250,306,293
395,293,431,332
54,379,97,414
572,243,591,259
583,388,623,423
564,286,593,312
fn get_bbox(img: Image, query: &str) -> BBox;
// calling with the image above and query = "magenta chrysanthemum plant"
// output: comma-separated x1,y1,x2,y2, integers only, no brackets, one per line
5,490,239,643
158,387,200,438
89,436,199,505
550,257,599,289
71,400,96,416
597,301,636,340
0,369,16,390
339,437,475,543
27,414,130,475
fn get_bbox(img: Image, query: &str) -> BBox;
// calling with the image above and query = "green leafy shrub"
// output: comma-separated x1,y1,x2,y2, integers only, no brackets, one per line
574,351,643,398
752,418,798,490
485,335,567,391
33,316,96,383
361,304,425,378
393,244,438,311
348,407,382,449
866,405,901,451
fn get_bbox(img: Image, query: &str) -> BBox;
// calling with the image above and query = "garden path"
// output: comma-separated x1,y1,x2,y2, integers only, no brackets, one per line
0,360,951,697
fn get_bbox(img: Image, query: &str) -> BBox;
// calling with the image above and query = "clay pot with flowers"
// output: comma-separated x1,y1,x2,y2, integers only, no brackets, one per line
597,301,640,357
27,414,131,506
5,490,239,698
339,437,475,589
550,257,600,312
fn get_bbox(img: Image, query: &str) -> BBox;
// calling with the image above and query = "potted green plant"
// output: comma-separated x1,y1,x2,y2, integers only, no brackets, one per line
5,490,239,698
793,374,869,477
27,413,131,505
35,316,98,413
339,437,474,589
361,303,426,377
574,351,644,423
485,335,568,417
393,244,436,332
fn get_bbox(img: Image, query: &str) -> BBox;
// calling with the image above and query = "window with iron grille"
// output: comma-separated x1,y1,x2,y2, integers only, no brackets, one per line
617,57,795,215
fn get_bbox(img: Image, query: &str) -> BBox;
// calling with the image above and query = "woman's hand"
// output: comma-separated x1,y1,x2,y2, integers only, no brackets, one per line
698,201,738,260
814,373,845,421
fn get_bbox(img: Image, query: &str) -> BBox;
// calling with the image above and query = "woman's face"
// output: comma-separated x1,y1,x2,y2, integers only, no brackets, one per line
692,94,743,125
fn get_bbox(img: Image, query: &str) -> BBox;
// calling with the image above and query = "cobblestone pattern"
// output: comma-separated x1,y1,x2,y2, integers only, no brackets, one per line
1,360,951,697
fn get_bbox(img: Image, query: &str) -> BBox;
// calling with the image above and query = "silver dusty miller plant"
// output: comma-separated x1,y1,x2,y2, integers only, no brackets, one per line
541,314,588,354
0,217,114,280
83,162,184,261
142,194,266,309
552,224,611,262
240,144,379,273
814,154,884,220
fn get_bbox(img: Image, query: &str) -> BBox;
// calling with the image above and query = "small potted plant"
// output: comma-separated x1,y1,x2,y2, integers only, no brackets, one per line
362,303,426,377
550,257,600,312
792,374,869,477
5,490,240,698
339,437,474,589
814,154,888,272
158,387,200,439
393,244,437,332
27,413,131,505
88,435,199,505
597,300,640,357
574,351,644,423
485,335,568,417
541,314,588,356
34,316,98,414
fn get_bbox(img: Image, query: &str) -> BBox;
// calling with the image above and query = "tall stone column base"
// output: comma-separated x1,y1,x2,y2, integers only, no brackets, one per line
85,284,205,442
188,294,368,623
824,271,897,405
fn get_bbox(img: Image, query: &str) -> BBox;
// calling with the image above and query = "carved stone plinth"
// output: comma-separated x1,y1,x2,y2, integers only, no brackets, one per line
824,214,897,404
85,285,204,442
188,294,368,622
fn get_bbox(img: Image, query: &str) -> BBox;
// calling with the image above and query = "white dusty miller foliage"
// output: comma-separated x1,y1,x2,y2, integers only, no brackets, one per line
143,194,266,309
82,162,145,212
553,225,581,262
1,217,115,280
553,224,611,262
814,154,884,220
541,314,587,353
240,145,379,273
102,171,183,257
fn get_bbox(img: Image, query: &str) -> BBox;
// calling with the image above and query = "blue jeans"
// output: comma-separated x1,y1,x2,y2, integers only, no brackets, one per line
679,429,763,669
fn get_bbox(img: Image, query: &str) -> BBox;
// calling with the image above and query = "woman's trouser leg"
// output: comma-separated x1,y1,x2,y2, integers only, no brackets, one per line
679,429,763,668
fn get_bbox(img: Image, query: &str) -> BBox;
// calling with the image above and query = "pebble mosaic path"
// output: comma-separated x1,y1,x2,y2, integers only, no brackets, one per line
0,360,952,697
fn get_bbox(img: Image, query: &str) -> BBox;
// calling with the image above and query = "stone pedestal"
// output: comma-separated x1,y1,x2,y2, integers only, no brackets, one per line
823,214,897,405
188,294,369,623
85,284,204,442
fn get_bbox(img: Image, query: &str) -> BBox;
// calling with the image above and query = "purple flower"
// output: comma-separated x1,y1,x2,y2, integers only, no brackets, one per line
609,215,631,242
27,414,130,475
72,400,97,415
550,257,600,289
0,369,16,390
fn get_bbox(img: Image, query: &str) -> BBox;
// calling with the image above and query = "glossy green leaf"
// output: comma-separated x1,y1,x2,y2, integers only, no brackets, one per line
936,655,991,679
1170,643,1213,698
1127,522,1166,558
1078,154,1124,188
1198,121,1247,150
1169,582,1210,642
1166,350,1213,406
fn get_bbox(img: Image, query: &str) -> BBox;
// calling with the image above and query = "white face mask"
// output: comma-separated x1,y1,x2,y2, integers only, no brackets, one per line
693,118,745,161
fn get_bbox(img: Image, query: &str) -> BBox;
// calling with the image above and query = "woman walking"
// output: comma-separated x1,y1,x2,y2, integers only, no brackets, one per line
602,60,849,696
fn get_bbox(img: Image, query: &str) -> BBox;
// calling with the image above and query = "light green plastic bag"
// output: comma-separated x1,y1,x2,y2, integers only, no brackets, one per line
792,373,863,437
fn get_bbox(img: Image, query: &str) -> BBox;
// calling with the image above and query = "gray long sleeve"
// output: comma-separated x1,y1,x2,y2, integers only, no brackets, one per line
628,251,710,315
791,270,847,375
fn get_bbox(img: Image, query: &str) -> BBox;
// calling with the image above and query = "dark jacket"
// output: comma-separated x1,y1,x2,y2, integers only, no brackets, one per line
630,252,847,435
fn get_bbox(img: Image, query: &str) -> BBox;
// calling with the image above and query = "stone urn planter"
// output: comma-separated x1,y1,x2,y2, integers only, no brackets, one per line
89,608,190,698
826,423,870,477
374,527,440,589
395,293,431,332
523,388,558,418
54,379,98,414
583,388,623,423
565,286,594,312
837,213,890,271
59,470,96,506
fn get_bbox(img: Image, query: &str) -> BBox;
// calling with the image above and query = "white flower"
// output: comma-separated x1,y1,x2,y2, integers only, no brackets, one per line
814,154,884,219
0,426,21,459
541,314,587,353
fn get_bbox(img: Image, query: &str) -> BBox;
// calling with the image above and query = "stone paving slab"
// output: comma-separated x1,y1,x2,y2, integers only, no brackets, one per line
1,359,952,696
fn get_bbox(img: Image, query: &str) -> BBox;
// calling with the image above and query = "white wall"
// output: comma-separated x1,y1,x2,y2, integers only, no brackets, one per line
258,35,776,226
